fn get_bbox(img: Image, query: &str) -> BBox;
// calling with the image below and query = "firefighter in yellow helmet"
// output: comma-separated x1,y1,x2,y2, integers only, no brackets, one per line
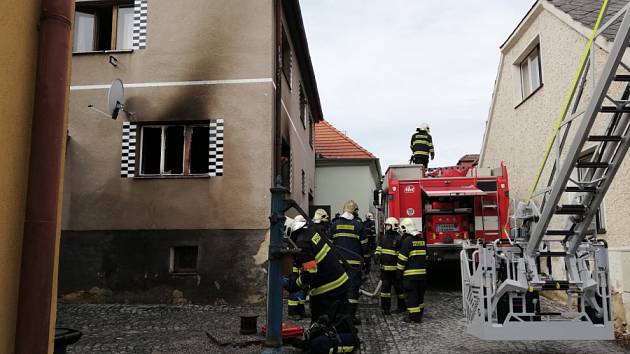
375,217,406,315
410,122,434,167
396,218,427,323
330,200,369,325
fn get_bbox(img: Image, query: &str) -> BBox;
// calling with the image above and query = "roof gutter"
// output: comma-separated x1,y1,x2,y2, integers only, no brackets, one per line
15,0,73,353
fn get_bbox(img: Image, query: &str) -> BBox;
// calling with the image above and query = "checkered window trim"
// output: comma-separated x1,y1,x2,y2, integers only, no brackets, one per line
209,119,224,176
132,0,148,50
120,122,137,177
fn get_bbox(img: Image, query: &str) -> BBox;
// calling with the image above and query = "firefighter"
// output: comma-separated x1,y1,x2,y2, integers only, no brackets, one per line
312,209,331,239
396,218,427,323
331,200,369,325
286,216,307,320
375,217,406,315
410,122,435,167
363,213,377,274
283,215,350,324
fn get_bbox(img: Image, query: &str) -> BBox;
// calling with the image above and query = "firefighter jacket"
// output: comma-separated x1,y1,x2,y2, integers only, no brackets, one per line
330,217,369,267
287,227,349,297
396,232,427,279
312,221,331,241
376,230,402,272
410,129,434,158
363,219,377,251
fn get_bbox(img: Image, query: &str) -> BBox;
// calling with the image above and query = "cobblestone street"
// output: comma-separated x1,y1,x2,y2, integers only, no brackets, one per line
55,264,627,354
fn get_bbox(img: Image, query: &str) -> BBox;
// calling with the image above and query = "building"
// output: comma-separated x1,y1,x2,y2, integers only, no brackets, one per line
479,0,630,333
60,0,322,304
314,120,382,222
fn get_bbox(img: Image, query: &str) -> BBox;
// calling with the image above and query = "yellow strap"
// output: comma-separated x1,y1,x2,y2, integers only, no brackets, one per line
379,248,397,256
336,224,355,231
396,263,405,270
310,272,349,296
404,268,427,276
315,243,331,264
527,0,609,201
410,250,427,256
288,300,299,306
381,265,397,271
361,239,369,245
346,259,362,265
413,151,430,156
333,232,360,239
380,292,391,298
397,253,408,261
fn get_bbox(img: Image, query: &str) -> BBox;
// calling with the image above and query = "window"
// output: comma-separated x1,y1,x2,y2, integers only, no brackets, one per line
139,124,210,176
171,246,198,274
282,29,292,87
301,170,306,195
308,114,314,148
299,84,307,128
73,2,134,52
280,140,291,189
519,46,542,98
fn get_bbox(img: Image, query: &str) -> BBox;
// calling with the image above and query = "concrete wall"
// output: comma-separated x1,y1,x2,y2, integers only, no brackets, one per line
480,6,630,332
314,161,379,218
0,0,40,352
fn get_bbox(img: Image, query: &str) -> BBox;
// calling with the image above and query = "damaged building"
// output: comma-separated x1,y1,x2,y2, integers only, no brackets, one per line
60,0,322,304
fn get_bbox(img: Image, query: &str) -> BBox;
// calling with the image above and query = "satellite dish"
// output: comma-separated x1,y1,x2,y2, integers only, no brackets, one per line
107,79,124,119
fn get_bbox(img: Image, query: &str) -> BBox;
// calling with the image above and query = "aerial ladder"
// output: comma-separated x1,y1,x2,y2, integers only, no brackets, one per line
461,1,630,340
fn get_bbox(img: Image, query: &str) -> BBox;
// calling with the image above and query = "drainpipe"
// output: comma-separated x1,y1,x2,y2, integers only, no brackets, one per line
15,0,73,353
273,0,283,179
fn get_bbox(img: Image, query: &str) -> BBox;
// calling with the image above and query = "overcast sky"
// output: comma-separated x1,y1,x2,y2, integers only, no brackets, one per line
301,0,535,170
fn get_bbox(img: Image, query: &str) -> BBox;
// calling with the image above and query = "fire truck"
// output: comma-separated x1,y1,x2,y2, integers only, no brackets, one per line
382,162,510,262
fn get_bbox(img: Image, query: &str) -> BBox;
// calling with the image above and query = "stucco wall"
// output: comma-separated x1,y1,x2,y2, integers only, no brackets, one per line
480,6,630,331
314,162,379,218
0,0,40,352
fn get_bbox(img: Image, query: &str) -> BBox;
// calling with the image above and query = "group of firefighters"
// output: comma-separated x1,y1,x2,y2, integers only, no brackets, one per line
282,200,428,353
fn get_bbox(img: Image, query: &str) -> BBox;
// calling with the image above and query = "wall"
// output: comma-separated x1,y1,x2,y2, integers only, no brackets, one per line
314,162,379,218
480,7,630,332
0,0,40,352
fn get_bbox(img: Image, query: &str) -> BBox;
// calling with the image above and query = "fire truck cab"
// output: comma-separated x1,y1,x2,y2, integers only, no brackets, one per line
382,163,510,262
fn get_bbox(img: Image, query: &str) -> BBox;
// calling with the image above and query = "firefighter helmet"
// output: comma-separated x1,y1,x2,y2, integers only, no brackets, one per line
419,122,430,131
285,215,307,235
343,200,359,214
384,217,399,230
313,209,329,223
400,218,419,235
366,212,374,220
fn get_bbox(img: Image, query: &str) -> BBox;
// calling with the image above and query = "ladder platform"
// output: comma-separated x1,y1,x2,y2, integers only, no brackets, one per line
555,205,587,214
600,106,630,113
565,186,597,193
588,135,623,142
575,161,610,168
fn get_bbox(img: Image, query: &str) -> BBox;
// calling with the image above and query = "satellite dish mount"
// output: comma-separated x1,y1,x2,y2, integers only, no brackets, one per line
88,79,134,120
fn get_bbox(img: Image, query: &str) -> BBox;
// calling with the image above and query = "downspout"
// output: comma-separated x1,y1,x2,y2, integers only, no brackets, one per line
273,0,283,180
15,0,73,353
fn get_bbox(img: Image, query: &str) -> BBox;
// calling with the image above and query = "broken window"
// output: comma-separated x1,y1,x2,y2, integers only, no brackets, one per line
282,29,292,87
73,2,135,52
139,124,210,177
171,246,198,274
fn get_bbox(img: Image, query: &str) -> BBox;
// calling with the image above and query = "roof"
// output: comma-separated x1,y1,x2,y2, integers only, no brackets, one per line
548,0,629,41
315,120,376,159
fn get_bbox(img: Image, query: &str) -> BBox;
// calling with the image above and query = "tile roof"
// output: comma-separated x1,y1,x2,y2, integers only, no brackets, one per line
548,0,630,41
315,120,376,160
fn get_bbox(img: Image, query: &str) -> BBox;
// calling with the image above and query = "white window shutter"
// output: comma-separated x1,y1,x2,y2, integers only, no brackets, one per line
121,122,137,178
209,119,224,176
132,0,148,50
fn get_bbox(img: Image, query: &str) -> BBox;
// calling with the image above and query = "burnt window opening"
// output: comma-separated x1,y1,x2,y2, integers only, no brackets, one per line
281,140,291,189
282,29,292,87
171,246,198,274
73,2,135,52
140,124,210,177
301,170,306,195
299,84,307,128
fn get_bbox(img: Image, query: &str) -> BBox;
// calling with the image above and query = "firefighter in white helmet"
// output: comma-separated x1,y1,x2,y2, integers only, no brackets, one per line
396,218,427,323
312,209,331,239
285,216,308,320
375,217,406,315
410,122,435,167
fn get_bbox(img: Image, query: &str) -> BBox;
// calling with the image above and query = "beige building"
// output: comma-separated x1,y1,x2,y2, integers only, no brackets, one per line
313,120,382,222
61,0,322,304
480,0,630,333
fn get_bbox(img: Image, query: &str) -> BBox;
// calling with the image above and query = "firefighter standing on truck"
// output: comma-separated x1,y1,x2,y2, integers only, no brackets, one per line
283,216,350,324
375,217,407,315
331,200,369,325
410,122,434,167
396,218,427,323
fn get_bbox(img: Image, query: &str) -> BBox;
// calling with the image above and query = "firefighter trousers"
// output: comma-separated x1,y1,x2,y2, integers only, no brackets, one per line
288,290,306,317
404,278,426,322
347,268,362,319
380,271,405,311
310,291,350,325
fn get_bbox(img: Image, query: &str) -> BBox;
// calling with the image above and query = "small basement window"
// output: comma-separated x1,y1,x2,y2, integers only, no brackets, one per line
140,124,209,176
519,46,542,99
73,1,135,52
171,246,198,274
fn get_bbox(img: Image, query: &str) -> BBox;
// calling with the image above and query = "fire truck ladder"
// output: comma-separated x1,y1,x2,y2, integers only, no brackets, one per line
461,1,630,340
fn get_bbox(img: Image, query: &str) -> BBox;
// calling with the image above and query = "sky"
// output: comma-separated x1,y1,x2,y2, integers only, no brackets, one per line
300,0,535,170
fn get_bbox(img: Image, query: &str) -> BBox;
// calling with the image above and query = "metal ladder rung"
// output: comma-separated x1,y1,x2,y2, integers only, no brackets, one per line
555,204,587,215
545,230,574,236
565,186,597,193
614,74,630,81
575,161,610,169
600,106,630,113
588,135,623,142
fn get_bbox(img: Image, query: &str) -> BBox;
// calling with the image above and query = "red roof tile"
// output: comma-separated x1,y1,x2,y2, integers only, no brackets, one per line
315,120,376,159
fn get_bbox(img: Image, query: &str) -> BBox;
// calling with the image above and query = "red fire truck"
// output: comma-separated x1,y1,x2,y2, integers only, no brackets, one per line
382,162,510,261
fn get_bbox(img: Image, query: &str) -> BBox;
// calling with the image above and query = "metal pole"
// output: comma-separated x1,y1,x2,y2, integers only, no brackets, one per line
263,176,288,352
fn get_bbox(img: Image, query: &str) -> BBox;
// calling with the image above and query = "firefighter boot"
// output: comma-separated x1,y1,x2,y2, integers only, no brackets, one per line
380,295,391,315
394,297,407,314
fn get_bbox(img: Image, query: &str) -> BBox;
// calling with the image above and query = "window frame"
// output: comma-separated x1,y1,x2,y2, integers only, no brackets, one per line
138,123,210,178
281,28,293,89
170,246,199,275
518,45,543,100
73,1,135,53
308,114,314,149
